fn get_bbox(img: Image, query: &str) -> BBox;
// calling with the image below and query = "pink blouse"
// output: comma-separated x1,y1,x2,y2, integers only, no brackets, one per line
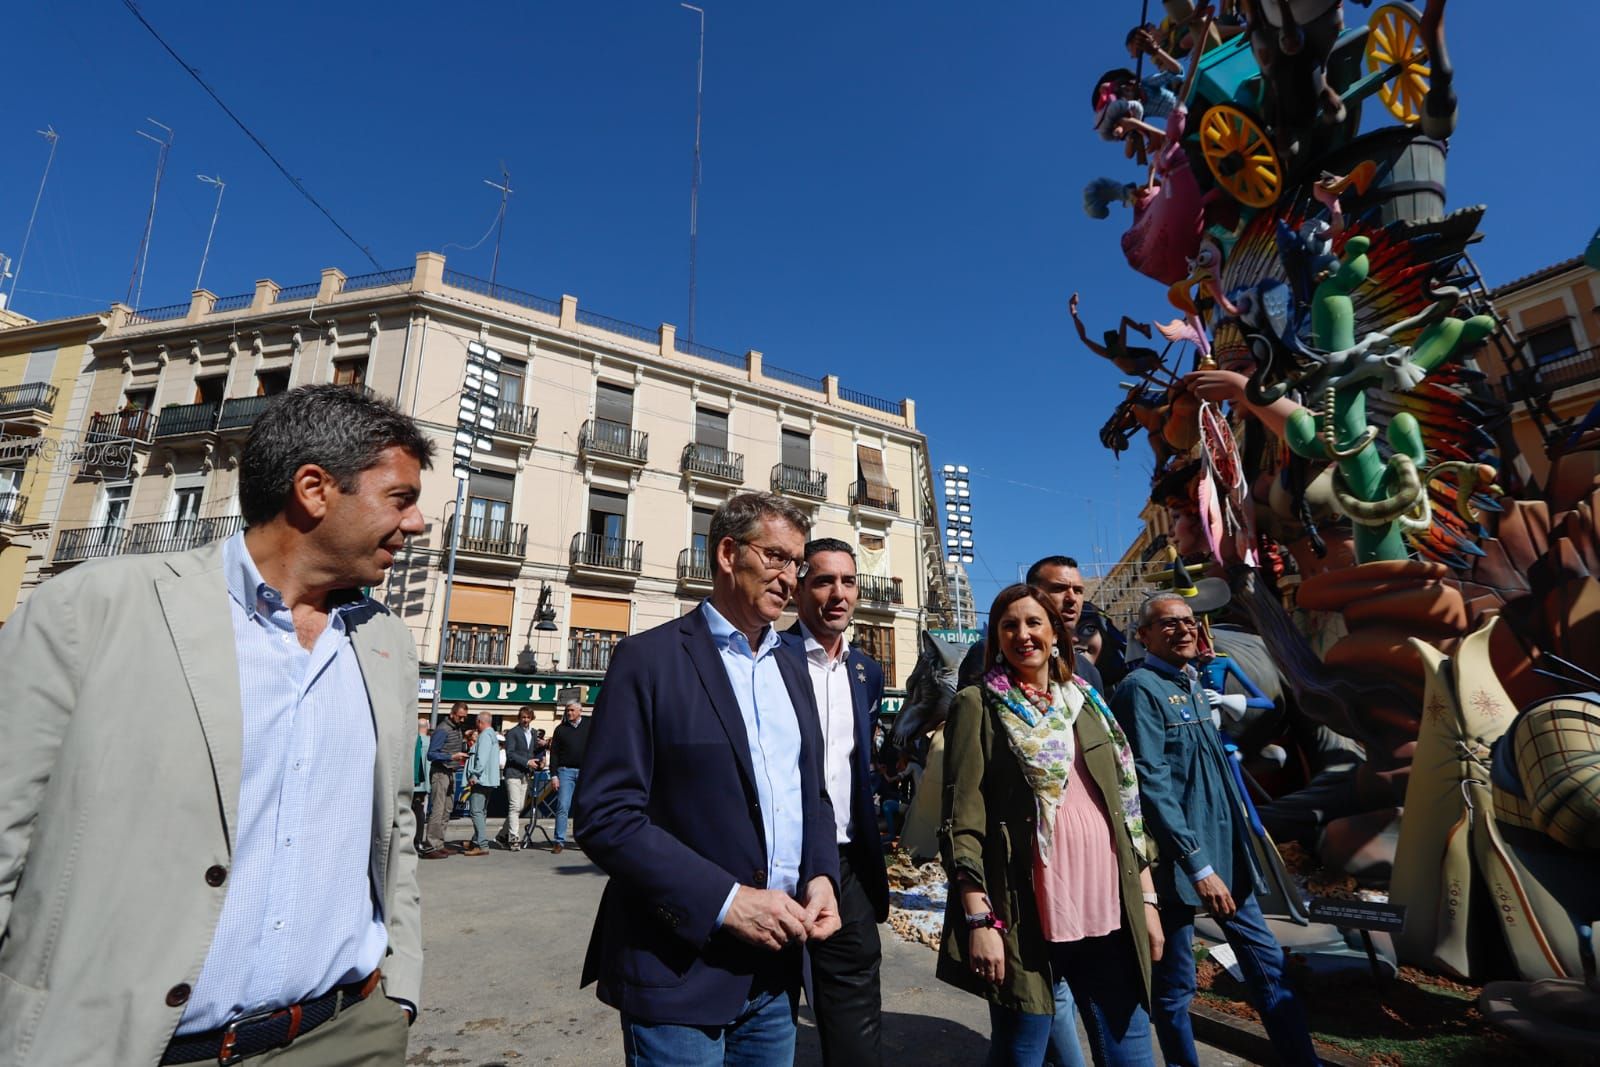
1033,743,1123,943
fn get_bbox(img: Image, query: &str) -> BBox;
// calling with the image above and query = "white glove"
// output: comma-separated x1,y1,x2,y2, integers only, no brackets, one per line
1203,689,1248,728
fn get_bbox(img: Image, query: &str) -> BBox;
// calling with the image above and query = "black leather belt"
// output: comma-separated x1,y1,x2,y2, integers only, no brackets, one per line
161,970,381,1065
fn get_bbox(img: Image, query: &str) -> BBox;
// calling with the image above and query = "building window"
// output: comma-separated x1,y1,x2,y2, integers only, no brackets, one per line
781,428,810,470
1526,321,1579,365
690,505,714,564
194,377,225,405
595,381,634,426
588,488,629,549
854,623,896,686
444,582,514,667
257,370,291,396
499,360,525,407
170,486,203,524
466,469,515,540
332,360,366,389
124,388,156,411
101,483,132,528
569,594,630,673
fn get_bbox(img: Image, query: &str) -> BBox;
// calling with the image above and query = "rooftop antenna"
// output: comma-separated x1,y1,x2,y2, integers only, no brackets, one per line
484,164,513,289
682,2,705,343
8,125,61,310
194,173,225,292
126,118,173,308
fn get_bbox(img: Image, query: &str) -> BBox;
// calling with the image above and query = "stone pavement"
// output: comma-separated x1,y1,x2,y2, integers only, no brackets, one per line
406,819,1254,1065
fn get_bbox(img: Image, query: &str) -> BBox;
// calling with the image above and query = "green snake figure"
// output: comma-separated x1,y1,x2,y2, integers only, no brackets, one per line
1284,235,1496,563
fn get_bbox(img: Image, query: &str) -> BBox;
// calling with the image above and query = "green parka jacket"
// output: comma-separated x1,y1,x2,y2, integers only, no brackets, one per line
936,684,1153,1014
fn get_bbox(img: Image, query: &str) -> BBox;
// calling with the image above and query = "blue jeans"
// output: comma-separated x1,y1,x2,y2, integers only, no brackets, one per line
555,767,580,843
1152,894,1319,1067
1052,931,1155,1067
986,1002,1055,1067
621,987,795,1066
467,788,490,848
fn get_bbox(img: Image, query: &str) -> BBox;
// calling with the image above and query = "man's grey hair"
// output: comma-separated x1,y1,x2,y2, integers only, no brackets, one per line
476,712,493,727
564,700,583,713
1137,591,1191,629
708,491,812,552
239,384,435,526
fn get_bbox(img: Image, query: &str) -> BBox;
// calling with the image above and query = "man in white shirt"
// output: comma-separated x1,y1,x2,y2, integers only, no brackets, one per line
782,537,888,1066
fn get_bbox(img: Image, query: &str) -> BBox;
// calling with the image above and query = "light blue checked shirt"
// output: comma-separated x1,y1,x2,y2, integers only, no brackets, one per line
176,533,388,1033
701,600,804,925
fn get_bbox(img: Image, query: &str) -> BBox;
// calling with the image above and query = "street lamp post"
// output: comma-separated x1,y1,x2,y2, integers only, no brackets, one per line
941,463,976,628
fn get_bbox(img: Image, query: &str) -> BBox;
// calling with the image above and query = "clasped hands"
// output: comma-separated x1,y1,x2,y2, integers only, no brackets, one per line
722,876,840,951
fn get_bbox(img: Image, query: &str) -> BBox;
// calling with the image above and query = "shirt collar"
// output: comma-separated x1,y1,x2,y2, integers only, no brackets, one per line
798,620,848,666
223,531,281,622
1145,653,1199,682
701,599,780,658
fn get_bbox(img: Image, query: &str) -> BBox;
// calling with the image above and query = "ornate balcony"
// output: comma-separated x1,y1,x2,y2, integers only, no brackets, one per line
848,481,899,515
86,409,157,444
857,574,904,607
567,629,624,673
771,463,827,501
579,418,648,465
681,442,744,484
443,623,510,667
495,403,539,441
153,401,221,440
54,524,131,564
677,547,714,591
0,382,59,425
217,395,273,434
570,531,644,582
0,494,29,541
127,515,244,555
443,516,528,574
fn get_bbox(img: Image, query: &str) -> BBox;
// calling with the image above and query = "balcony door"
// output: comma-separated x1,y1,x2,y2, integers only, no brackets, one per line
781,429,810,471
588,488,628,566
690,505,714,571
594,382,634,450
171,486,204,550
102,483,132,529
466,469,515,547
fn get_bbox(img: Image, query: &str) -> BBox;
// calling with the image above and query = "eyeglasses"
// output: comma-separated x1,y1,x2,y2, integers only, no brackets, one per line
1155,616,1200,633
737,540,804,574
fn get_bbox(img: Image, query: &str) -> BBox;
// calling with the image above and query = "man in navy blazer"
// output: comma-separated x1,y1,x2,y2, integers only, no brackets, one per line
781,538,888,1066
575,492,842,1066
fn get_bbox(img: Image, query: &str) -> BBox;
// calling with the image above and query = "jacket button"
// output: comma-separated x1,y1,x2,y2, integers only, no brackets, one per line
205,865,228,887
166,983,192,1007
753,870,767,888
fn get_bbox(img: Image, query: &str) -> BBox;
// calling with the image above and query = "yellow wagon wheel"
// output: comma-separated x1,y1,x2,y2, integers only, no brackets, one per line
1198,105,1282,210
1366,3,1431,124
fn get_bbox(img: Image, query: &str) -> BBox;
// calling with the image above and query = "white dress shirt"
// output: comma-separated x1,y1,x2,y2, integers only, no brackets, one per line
800,621,856,846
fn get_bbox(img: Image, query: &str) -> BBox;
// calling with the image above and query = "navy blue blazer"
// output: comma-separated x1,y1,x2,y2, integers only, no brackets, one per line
781,624,890,922
575,604,841,1026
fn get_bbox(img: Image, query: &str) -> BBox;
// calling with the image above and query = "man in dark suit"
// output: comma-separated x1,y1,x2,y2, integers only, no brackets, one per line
499,705,538,851
781,538,888,1066
575,492,842,1066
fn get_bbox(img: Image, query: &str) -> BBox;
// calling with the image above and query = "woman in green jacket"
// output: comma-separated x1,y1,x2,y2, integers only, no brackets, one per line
938,584,1163,1067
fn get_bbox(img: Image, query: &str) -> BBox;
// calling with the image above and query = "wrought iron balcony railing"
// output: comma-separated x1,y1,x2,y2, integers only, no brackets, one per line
445,516,529,560
86,409,157,443
0,382,59,417
568,629,624,673
154,401,222,438
858,575,904,605
677,547,714,584
495,403,539,439
218,395,273,432
681,442,744,482
579,418,648,463
1494,344,1600,403
771,463,827,500
54,524,131,563
570,531,644,573
848,481,899,513
443,623,509,667
127,515,245,555
0,494,28,526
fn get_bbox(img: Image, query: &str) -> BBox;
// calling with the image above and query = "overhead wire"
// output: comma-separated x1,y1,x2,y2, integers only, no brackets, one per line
118,0,382,271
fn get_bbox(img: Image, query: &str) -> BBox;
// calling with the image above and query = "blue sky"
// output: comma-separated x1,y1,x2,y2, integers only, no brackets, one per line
5,2,1598,614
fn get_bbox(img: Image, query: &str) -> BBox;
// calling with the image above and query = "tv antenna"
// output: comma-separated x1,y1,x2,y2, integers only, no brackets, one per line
484,164,513,289
8,125,61,310
682,2,705,343
126,118,173,308
194,174,226,292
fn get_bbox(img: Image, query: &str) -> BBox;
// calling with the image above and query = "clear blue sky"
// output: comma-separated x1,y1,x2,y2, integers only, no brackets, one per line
6,2,1597,615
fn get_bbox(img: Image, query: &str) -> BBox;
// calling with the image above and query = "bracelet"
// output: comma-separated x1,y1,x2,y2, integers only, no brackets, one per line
965,911,1008,933
1142,893,1160,907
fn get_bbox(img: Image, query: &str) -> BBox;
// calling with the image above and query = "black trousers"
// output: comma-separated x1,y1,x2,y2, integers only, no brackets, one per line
808,849,883,1067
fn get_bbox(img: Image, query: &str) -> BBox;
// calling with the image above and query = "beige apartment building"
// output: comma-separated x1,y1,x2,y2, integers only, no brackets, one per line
1,251,945,725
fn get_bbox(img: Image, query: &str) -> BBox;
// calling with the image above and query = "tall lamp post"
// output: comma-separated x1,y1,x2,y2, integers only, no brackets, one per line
429,340,502,726
941,464,976,629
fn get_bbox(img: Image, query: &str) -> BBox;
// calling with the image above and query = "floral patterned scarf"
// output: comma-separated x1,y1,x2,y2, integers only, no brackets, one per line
982,665,1148,867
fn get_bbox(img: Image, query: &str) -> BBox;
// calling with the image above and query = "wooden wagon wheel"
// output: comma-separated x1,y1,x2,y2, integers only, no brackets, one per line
1366,3,1431,125
1198,104,1282,209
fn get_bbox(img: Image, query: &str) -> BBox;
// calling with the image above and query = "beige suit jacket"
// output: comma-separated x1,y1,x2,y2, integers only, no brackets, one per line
0,540,423,1066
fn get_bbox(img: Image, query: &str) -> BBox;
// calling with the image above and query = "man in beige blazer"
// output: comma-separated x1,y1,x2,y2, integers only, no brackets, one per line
0,385,433,1066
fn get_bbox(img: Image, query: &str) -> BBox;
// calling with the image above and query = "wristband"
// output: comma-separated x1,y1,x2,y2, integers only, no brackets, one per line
965,911,1008,933
1142,893,1160,907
